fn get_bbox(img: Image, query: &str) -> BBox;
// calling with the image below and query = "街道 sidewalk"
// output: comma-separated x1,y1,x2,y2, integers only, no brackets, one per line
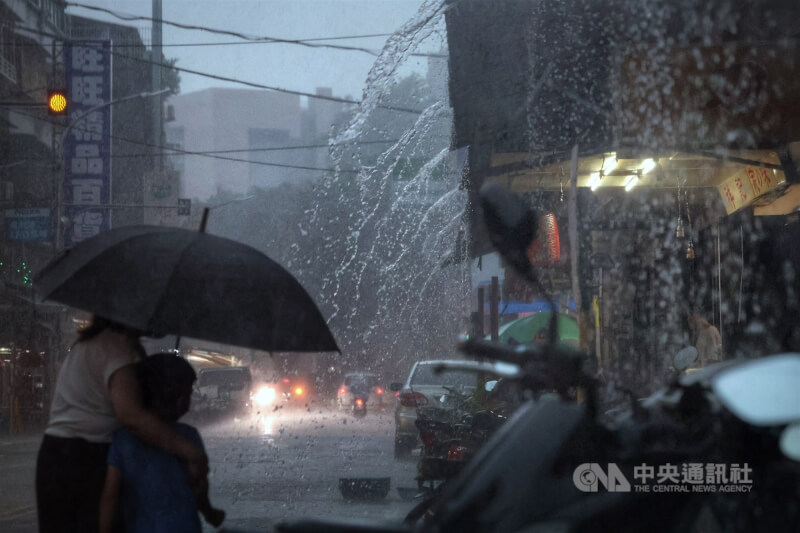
0,433,43,532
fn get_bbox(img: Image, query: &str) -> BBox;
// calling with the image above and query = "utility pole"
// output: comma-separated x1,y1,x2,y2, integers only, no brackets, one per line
152,0,163,170
490,276,499,341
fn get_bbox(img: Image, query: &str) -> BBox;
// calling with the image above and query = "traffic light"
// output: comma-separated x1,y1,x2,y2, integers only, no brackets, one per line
47,89,68,116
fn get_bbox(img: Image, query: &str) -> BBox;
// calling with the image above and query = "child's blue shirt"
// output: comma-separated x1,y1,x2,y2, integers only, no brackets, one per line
108,422,203,533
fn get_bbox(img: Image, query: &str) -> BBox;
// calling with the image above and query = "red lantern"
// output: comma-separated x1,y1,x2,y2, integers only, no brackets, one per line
526,213,561,266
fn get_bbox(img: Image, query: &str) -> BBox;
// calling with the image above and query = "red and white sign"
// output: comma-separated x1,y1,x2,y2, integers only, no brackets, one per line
717,166,783,214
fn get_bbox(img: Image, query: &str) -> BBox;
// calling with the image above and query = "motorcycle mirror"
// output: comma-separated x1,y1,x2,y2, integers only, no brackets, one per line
673,346,698,371
780,422,800,462
389,382,403,392
711,353,800,426
479,183,538,276
485,380,498,392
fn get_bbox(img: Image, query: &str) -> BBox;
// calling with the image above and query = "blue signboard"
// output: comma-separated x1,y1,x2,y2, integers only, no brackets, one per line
64,41,111,247
5,208,52,242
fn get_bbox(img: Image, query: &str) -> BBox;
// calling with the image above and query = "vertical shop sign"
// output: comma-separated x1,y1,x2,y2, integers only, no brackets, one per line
716,166,783,215
63,41,111,246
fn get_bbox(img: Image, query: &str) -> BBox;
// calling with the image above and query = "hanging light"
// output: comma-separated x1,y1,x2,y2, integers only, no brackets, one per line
623,174,639,192
588,172,602,191
675,217,685,238
686,239,696,259
640,158,657,174
589,154,617,192
602,153,618,174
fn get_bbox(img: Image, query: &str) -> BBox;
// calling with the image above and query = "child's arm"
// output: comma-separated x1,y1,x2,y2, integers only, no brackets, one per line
98,465,121,533
186,427,225,528
194,475,226,527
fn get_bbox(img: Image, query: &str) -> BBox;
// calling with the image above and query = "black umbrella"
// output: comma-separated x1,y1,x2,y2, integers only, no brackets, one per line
34,225,339,353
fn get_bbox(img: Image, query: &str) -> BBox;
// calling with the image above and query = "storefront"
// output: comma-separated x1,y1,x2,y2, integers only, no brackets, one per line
0,286,67,434
444,0,800,392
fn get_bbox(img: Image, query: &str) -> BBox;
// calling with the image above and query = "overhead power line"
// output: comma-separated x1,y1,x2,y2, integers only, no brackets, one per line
66,2,393,56
112,139,401,158
9,107,364,174
0,86,49,100
0,38,447,58
10,25,425,115
110,50,424,115
7,23,445,57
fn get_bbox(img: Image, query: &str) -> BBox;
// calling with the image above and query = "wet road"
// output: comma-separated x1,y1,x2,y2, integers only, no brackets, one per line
0,407,419,532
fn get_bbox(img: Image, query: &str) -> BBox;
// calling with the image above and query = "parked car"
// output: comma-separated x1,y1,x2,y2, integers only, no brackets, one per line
191,366,253,417
390,359,505,458
336,372,386,412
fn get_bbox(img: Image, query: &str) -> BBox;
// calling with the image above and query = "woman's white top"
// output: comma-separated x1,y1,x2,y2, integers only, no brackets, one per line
45,329,141,443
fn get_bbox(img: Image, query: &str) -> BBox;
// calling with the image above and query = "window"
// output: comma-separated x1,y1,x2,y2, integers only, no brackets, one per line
0,25,17,84
410,365,479,388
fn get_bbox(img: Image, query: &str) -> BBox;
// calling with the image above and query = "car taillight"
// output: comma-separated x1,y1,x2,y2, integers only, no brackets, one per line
447,444,468,461
355,398,364,407
375,387,383,395
339,386,348,395
398,391,428,407
295,387,304,396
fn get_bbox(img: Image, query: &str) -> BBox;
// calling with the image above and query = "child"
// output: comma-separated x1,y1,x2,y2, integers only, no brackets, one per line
99,353,225,533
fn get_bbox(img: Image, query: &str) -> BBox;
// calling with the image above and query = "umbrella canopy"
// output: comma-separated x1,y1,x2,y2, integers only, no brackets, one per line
34,225,339,353
495,312,579,346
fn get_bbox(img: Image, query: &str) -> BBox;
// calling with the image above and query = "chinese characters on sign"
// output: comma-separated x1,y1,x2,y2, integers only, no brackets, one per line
716,165,783,214
63,41,111,246
573,462,753,493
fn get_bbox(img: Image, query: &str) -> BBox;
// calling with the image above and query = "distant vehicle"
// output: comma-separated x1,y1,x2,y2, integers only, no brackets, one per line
251,374,314,411
390,359,502,458
336,372,386,413
191,366,253,417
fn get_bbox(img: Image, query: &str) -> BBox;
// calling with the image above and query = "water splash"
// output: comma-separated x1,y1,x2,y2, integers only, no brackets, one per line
295,0,470,372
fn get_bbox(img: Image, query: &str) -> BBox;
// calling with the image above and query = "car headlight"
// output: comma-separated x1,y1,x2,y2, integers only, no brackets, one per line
253,386,276,406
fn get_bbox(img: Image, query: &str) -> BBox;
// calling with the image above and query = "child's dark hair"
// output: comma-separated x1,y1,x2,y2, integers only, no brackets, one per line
136,353,197,420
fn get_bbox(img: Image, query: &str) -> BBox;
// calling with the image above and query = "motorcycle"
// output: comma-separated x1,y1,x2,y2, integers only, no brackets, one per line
405,385,508,525
352,393,368,417
349,383,370,418
275,183,800,533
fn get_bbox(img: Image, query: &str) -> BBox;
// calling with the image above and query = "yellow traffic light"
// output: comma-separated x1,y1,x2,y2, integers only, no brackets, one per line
47,89,68,115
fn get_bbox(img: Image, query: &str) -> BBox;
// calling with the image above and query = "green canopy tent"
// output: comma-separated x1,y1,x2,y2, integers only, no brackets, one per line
492,312,579,347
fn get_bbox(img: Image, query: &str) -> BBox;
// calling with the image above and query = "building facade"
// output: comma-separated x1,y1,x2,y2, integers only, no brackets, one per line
1,0,174,433
166,87,349,201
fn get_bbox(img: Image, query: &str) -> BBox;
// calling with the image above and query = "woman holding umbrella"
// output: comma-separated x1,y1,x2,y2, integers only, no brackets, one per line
32,224,338,531
35,316,209,533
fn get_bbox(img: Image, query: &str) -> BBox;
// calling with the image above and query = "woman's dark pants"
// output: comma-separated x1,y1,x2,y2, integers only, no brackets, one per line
36,434,111,533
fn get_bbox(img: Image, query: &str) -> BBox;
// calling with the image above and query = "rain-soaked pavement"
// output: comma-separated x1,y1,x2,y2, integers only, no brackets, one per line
0,407,419,532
